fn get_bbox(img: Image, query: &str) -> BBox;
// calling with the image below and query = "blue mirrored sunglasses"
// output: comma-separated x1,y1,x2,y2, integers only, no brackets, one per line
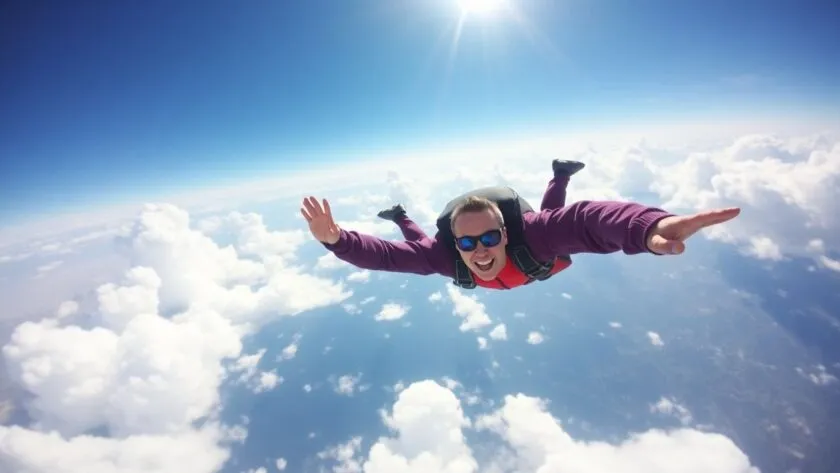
455,229,503,252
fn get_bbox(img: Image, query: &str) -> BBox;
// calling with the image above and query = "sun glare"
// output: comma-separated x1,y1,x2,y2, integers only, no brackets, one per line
457,0,505,17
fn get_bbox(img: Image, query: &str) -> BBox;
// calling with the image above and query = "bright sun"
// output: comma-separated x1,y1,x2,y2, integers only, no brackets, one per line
457,0,505,16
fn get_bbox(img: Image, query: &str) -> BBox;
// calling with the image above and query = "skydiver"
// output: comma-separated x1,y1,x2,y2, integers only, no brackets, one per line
299,159,741,290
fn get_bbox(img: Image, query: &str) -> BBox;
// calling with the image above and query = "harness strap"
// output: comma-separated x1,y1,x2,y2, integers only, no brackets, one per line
451,245,557,289
453,259,476,289
509,245,555,282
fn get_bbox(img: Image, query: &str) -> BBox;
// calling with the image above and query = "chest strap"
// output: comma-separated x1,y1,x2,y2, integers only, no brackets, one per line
451,244,555,289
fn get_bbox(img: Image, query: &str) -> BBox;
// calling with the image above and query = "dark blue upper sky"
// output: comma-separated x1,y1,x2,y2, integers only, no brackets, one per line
2,0,839,221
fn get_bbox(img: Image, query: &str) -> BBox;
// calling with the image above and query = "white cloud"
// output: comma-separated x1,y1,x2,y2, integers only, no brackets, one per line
332,373,368,396
744,236,783,261
385,171,440,228
375,303,409,322
0,203,354,472
343,303,362,315
795,365,838,386
231,349,267,384
561,292,572,300
255,371,282,394
647,331,665,347
210,211,308,261
650,397,694,426
527,332,544,345
278,333,302,361
116,204,351,327
347,270,371,283
55,300,79,319
477,337,488,350
322,380,759,473
335,219,396,239
315,252,348,271
489,324,507,341
609,322,622,329
428,291,443,302
275,457,288,471
818,255,840,272
346,380,476,473
317,436,364,473
646,133,840,268
446,285,492,332
333,191,390,208
0,422,235,473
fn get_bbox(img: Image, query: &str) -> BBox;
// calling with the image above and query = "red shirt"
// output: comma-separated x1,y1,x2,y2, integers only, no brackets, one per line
473,255,572,290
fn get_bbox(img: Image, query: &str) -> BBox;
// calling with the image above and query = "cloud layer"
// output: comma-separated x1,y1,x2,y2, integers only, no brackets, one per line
0,204,352,473
319,379,759,473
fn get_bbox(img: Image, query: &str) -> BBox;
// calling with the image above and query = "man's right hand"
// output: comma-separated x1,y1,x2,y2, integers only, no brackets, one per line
301,196,341,245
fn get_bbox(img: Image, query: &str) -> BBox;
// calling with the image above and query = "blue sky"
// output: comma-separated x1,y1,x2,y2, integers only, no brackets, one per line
1,0,839,221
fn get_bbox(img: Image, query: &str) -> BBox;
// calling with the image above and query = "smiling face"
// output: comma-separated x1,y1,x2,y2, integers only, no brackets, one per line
451,207,508,281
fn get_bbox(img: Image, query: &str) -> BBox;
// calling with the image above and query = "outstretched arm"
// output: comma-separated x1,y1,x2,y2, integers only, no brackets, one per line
529,200,673,256
528,200,740,257
323,229,453,276
301,196,453,276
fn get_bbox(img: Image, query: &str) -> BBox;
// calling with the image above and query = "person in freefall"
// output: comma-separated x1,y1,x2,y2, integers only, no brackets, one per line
300,159,741,290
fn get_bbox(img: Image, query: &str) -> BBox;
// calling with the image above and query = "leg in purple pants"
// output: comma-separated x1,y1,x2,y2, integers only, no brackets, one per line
540,175,570,211
394,216,430,242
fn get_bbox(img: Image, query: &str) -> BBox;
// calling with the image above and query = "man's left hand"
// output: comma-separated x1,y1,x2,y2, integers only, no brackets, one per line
646,207,741,255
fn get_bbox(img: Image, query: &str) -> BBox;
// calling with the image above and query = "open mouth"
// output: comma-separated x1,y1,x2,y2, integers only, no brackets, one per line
474,258,494,272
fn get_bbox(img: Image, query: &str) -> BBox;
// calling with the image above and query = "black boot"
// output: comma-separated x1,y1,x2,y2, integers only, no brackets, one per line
377,203,406,222
552,159,585,177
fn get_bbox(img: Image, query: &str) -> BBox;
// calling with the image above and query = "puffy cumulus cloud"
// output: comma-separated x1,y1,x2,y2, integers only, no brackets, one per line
0,422,234,473
643,133,840,269
198,210,308,262
375,303,410,322
650,397,694,426
0,288,244,470
445,286,491,332
118,204,351,327
330,373,369,396
475,392,758,473
385,171,441,228
0,203,352,472
330,380,476,473
55,300,79,319
319,380,759,473
647,331,665,347
229,349,283,394
277,332,302,361
316,252,349,271
347,270,371,283
527,331,544,345
489,324,507,341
